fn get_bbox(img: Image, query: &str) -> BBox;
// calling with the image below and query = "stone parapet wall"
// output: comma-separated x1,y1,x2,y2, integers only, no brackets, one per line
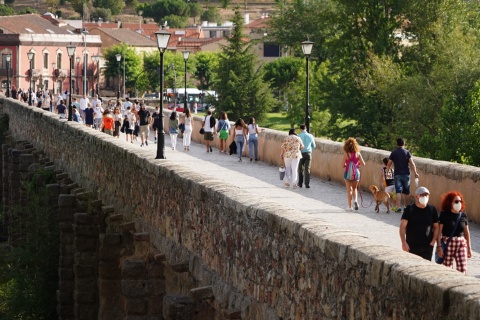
2,99,480,319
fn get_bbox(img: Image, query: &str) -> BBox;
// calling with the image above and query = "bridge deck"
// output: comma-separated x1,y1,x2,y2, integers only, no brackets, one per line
120,129,480,279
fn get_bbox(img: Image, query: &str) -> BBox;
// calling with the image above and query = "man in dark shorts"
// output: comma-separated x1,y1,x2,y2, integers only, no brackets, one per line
83,103,94,128
137,103,151,147
202,110,216,152
151,106,161,144
399,187,439,260
56,100,67,119
386,138,419,213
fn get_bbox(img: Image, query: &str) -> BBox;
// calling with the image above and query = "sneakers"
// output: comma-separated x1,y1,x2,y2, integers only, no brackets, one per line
297,184,302,188
145,141,148,146
354,201,359,210
293,185,298,189
395,208,402,213
305,185,310,188
346,207,353,212
140,143,144,147
209,146,213,152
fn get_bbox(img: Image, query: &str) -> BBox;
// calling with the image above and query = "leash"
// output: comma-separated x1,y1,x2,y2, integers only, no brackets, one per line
357,185,373,208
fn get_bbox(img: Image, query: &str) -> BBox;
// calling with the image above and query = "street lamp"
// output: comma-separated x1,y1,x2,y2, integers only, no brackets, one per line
76,56,80,94
155,29,171,159
182,50,190,113
82,28,88,95
115,53,121,99
27,51,34,106
5,54,11,98
301,40,314,133
51,62,56,95
67,43,76,121
92,54,100,97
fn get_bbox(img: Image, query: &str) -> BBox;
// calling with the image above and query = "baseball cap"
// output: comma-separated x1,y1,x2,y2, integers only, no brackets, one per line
415,187,430,195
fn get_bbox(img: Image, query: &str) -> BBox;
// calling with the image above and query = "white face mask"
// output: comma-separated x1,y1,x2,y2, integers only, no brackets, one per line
418,196,429,205
452,203,462,212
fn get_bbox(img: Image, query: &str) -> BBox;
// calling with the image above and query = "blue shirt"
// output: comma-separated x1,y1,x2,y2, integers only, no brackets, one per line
298,131,316,153
389,147,412,176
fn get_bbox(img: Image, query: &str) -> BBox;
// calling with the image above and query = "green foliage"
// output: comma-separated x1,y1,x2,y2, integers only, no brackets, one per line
93,0,124,15
125,0,137,7
141,0,189,23
220,0,231,9
4,0,14,4
215,8,274,121
90,7,112,21
17,6,38,14
193,51,219,90
188,1,203,18
0,5,15,16
200,6,221,24
0,169,58,319
161,14,188,28
69,0,87,15
103,44,143,95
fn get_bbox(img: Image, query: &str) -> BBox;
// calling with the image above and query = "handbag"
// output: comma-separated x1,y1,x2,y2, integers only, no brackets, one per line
199,128,205,135
435,212,462,264
179,123,185,133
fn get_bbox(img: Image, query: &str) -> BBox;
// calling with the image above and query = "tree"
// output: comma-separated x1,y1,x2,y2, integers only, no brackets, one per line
161,14,188,28
200,6,221,24
215,8,274,121
193,51,220,90
90,7,112,21
0,5,15,16
141,0,189,23
103,44,143,96
69,0,88,15
93,0,124,15
188,1,203,24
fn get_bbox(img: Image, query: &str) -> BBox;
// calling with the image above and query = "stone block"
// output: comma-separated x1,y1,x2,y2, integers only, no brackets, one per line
74,252,99,265
75,291,97,304
99,279,121,295
108,213,124,222
134,232,150,242
74,265,95,278
147,296,164,315
121,222,136,233
163,295,194,320
59,267,75,280
103,233,122,245
74,225,100,237
74,212,95,225
190,285,214,301
121,258,148,279
99,261,121,279
75,279,98,291
122,298,147,315
75,304,99,320
147,259,165,278
58,305,74,318
121,280,153,298
57,288,74,304
74,237,98,252
223,309,242,319
58,194,77,208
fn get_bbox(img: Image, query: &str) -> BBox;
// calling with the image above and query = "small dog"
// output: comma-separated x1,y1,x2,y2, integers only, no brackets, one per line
368,185,390,213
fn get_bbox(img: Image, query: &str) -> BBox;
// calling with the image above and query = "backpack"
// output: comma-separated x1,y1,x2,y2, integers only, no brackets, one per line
344,152,359,181
209,115,216,128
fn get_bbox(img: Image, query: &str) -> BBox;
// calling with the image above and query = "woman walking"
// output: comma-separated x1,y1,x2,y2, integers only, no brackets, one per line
182,108,194,151
231,118,248,162
247,117,261,161
169,111,179,150
217,111,230,153
342,137,365,211
112,107,122,138
280,128,304,188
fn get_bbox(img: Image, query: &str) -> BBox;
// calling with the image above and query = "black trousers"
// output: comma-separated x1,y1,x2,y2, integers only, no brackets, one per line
298,152,312,186
409,243,434,261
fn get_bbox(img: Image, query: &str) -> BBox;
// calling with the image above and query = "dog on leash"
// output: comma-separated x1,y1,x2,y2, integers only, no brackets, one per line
368,185,390,213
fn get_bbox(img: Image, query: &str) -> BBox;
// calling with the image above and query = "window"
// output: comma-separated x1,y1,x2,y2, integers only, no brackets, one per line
263,43,281,57
222,30,230,37
57,53,62,69
209,30,217,38
43,52,48,69
2,54,11,69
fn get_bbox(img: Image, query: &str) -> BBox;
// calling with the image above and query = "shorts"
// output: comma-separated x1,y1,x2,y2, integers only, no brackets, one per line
152,123,159,131
126,128,133,135
385,185,395,194
104,129,113,136
139,125,149,136
394,174,410,195
204,132,214,141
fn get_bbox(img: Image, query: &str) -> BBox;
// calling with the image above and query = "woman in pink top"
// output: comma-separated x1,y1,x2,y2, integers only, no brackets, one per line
342,137,366,211
280,128,304,188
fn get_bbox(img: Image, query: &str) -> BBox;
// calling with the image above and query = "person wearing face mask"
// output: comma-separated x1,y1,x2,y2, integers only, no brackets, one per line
437,191,472,274
399,187,439,260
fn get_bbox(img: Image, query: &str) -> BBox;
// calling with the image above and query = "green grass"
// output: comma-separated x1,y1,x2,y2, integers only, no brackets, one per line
258,112,291,131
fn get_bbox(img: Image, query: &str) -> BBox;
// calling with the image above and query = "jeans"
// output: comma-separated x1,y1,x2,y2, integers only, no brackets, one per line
394,174,411,195
298,152,311,186
248,134,258,160
235,135,245,160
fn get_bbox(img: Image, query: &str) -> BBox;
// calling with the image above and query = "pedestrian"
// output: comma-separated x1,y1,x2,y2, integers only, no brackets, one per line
217,111,230,154
101,109,115,136
342,137,365,211
151,106,161,144
72,106,80,122
169,111,179,150
202,110,216,153
137,103,151,147
91,94,100,109
247,117,261,161
399,186,439,260
79,94,90,122
93,101,104,130
232,118,248,162
84,103,94,128
131,102,139,141
11,86,17,99
297,124,316,188
125,106,136,143
437,191,472,274
386,138,419,213
56,99,67,119
280,128,304,187
42,90,51,112
112,107,122,138
381,157,395,197
182,108,194,151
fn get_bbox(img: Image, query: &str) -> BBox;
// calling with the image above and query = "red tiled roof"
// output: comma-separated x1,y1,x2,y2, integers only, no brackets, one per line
245,17,270,29
0,14,75,34
90,27,157,46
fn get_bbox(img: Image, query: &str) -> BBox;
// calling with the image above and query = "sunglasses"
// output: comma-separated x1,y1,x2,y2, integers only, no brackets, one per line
454,200,462,204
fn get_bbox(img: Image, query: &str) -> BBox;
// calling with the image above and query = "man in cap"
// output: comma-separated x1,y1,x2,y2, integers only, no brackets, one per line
399,187,439,260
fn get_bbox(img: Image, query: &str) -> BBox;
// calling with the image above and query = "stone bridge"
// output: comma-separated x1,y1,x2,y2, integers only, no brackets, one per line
1,97,480,320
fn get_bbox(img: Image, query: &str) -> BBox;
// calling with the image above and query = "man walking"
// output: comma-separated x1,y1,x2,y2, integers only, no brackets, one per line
297,124,316,188
202,110,216,152
137,103,151,147
386,138,419,213
399,187,439,261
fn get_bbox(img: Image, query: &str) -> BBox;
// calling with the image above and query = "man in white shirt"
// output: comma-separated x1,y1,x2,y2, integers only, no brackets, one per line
79,94,90,122
93,101,104,130
122,97,132,111
91,94,100,109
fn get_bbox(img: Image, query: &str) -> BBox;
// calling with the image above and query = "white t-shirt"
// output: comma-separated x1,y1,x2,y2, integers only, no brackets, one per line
123,101,132,110
203,115,213,133
80,98,89,111
248,124,258,134
93,106,104,119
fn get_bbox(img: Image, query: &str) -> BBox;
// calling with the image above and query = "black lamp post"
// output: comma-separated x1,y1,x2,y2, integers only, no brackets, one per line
182,50,190,113
75,56,80,94
115,53,121,99
67,43,76,121
92,54,100,96
82,28,88,95
52,62,56,95
5,54,11,98
27,51,34,106
155,29,171,159
301,40,314,133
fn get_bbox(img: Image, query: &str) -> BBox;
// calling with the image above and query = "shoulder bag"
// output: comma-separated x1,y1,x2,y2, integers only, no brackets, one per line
435,212,462,264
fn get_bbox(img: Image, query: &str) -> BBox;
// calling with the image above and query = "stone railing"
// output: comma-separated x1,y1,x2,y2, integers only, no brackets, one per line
1,99,479,319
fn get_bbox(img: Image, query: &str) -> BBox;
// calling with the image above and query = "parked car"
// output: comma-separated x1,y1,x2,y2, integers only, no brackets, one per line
143,93,160,99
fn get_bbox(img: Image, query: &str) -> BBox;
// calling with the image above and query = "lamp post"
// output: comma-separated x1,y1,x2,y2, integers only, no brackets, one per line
82,29,88,95
115,54,121,99
182,50,190,113
169,63,176,106
5,54,11,98
155,29,171,159
27,51,34,106
76,56,80,94
301,40,314,133
91,54,100,97
123,56,125,98
67,43,76,121
51,62,56,95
